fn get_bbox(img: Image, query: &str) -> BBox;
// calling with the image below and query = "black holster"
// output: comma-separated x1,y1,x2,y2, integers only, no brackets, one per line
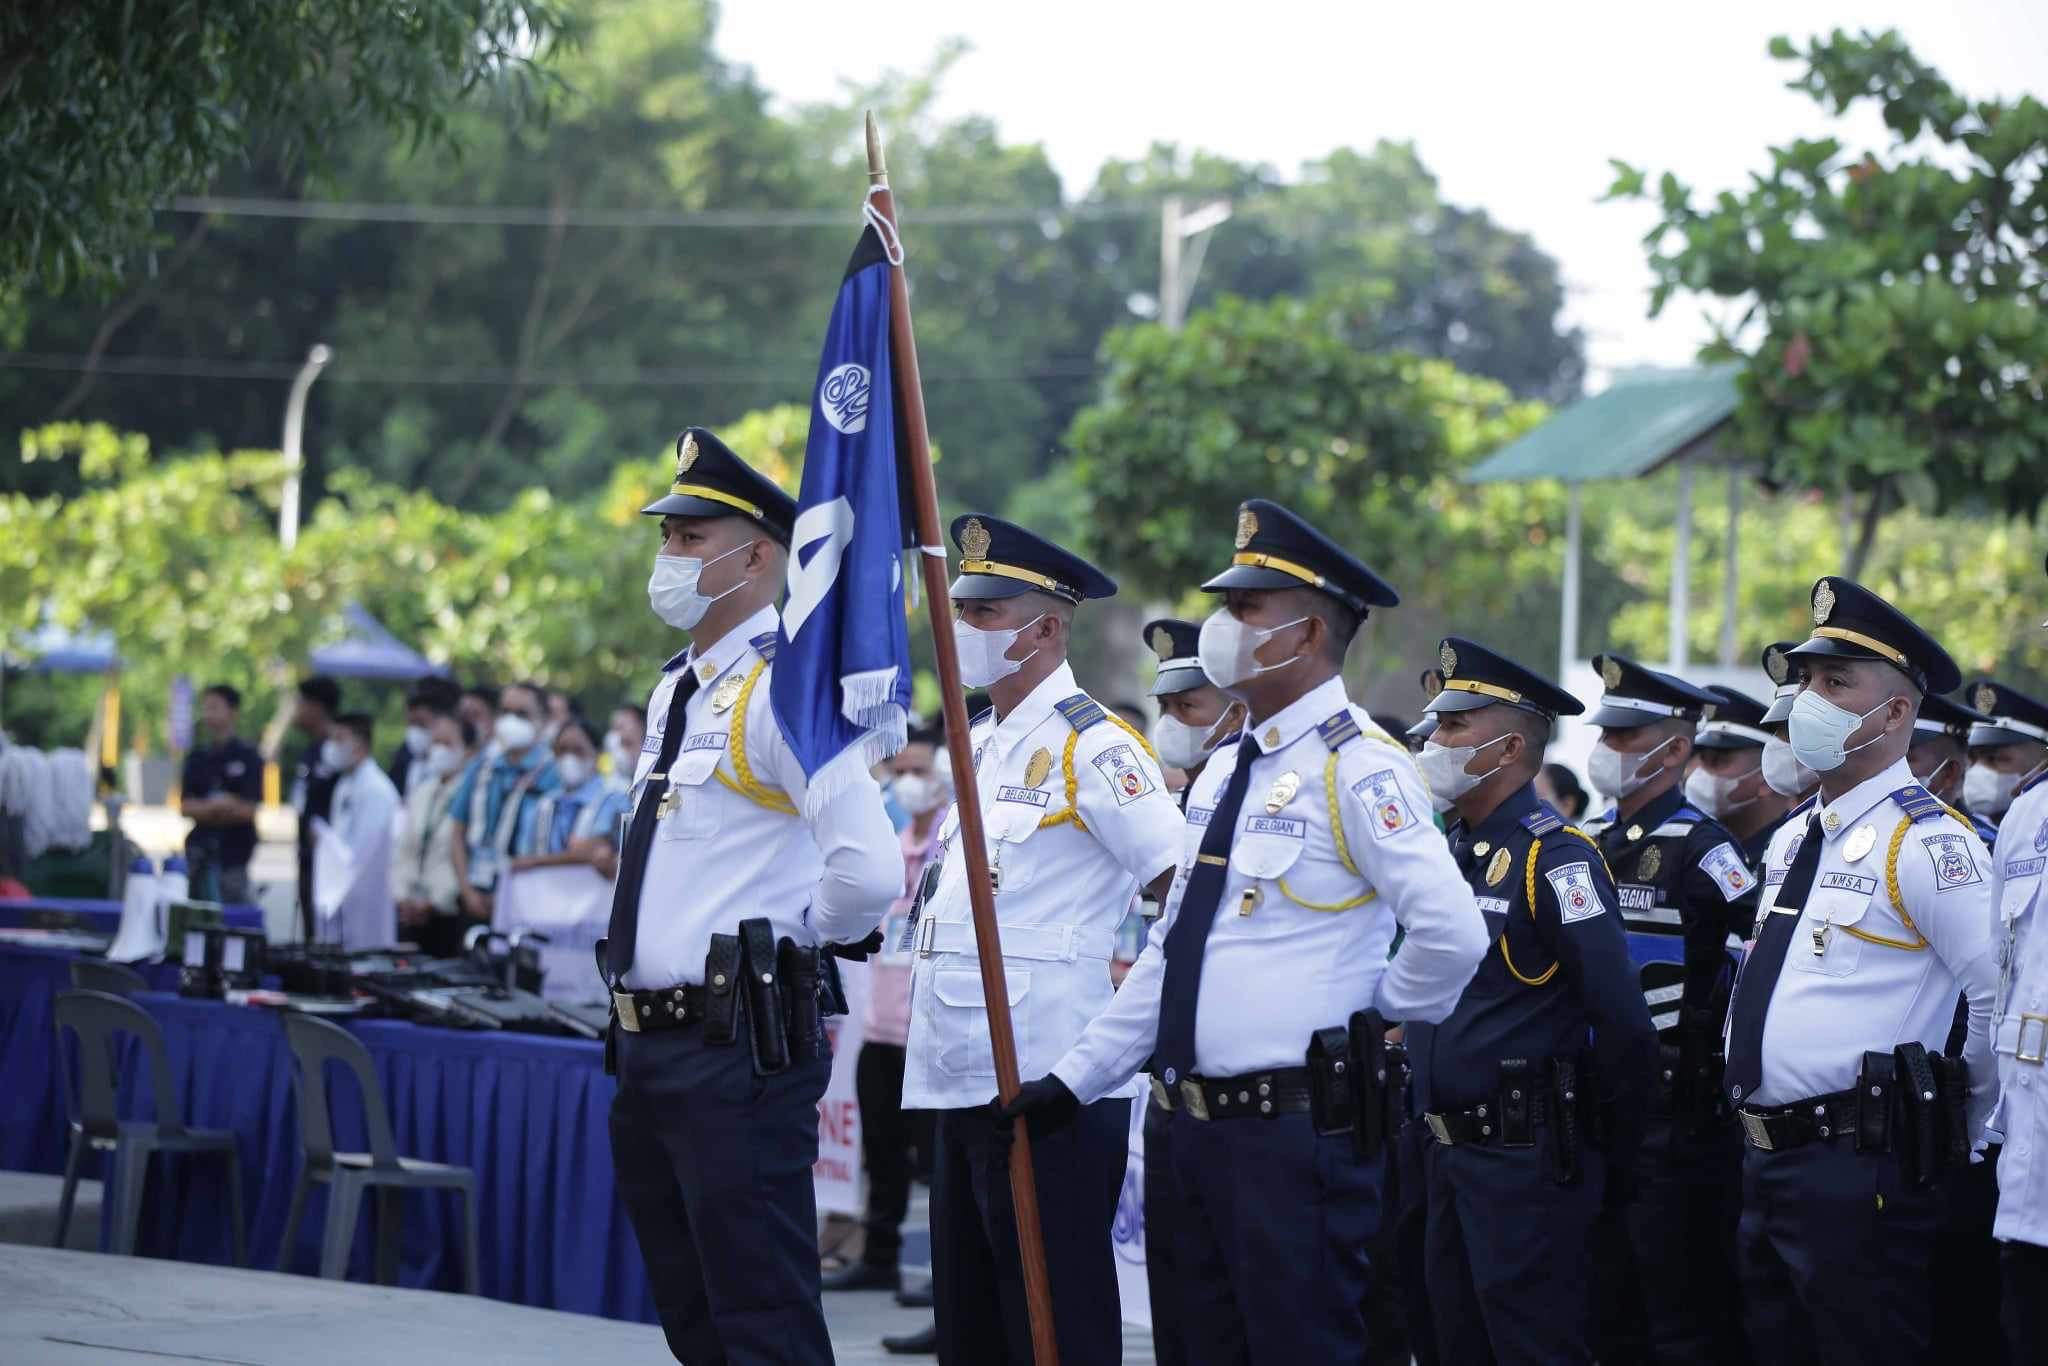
1894,1041,1942,1187
1307,1026,1356,1139
1548,1056,1582,1186
818,953,851,1019
703,932,743,1046
1855,1050,1894,1154
1348,1010,1390,1160
739,919,788,1074
1928,1051,1971,1172
1498,1058,1537,1148
778,937,824,1064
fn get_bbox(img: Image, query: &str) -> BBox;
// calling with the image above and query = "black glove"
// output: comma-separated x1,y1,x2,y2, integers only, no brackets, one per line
824,928,886,962
995,1075,1080,1140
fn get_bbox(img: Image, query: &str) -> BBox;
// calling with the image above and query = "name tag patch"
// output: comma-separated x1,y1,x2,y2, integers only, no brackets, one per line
1923,832,1982,889
1617,884,1657,912
1699,842,1753,902
1817,871,1876,896
681,732,728,753
1474,896,1512,915
1547,862,1604,923
1765,869,1787,886
1243,816,1306,838
1091,744,1156,806
641,735,662,754
1350,769,1415,840
2004,857,2046,879
1187,806,1213,827
997,785,1051,807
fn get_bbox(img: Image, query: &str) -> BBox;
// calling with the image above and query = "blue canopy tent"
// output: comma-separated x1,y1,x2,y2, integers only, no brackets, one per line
9,619,120,675
309,604,446,681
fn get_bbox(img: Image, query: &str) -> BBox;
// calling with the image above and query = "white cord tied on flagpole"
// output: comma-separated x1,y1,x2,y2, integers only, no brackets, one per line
864,187,906,264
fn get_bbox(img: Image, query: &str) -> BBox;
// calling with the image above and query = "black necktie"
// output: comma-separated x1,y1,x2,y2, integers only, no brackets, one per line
604,668,701,982
1155,735,1261,1081
1723,813,1822,1101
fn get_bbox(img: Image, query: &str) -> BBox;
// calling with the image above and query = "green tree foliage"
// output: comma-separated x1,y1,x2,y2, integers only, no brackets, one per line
1608,29,2048,574
0,0,569,294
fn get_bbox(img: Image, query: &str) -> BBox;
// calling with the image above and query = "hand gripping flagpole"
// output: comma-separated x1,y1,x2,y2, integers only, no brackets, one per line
867,112,1061,1366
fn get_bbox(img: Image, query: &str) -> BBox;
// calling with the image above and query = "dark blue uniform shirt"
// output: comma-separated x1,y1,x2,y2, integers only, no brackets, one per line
181,736,264,868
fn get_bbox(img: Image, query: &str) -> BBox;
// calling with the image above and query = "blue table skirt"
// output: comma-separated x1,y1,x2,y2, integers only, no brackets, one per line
0,897,264,932
1,944,656,1323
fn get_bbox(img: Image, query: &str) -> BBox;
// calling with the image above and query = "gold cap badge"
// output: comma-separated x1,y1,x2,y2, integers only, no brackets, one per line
1235,507,1259,550
1149,625,1176,661
1812,579,1835,625
677,430,700,474
1765,647,1789,686
1975,683,1998,715
1485,847,1512,887
1439,642,1458,677
960,517,992,562
1600,657,1623,690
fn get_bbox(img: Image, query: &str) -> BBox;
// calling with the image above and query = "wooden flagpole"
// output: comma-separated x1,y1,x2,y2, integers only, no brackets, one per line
866,111,1060,1366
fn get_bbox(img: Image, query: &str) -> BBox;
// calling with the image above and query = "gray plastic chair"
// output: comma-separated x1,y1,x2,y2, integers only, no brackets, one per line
278,1011,480,1292
51,989,246,1262
70,958,148,995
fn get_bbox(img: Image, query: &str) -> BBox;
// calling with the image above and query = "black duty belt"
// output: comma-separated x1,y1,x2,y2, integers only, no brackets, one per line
1736,1089,1860,1152
1423,1092,1551,1146
613,982,712,1033
1149,1066,1315,1121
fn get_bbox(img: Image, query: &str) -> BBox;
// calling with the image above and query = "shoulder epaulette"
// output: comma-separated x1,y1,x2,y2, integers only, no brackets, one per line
2020,770,2048,800
1891,783,1945,822
968,706,994,730
1521,807,1565,837
750,630,779,662
1316,711,1362,750
1673,804,1704,822
662,647,691,675
1971,812,1998,845
1054,693,1106,732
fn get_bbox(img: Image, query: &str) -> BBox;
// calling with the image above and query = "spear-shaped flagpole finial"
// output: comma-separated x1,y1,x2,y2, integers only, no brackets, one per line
865,110,888,184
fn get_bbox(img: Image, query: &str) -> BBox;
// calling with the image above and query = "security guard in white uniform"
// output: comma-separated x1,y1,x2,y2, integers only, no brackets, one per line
1987,553,2048,1364
604,428,900,1366
901,513,1185,1366
1722,576,1998,1366
1016,499,1489,1365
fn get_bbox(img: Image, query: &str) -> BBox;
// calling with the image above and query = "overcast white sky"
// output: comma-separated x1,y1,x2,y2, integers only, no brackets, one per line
718,0,2047,388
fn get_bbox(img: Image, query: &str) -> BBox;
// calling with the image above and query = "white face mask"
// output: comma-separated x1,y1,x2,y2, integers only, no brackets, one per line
425,743,462,778
404,724,431,756
1684,763,1760,819
1787,689,1891,773
892,771,952,815
604,731,630,769
953,614,1045,689
554,754,593,789
1416,735,1511,813
1150,708,1240,772
1760,736,1817,797
648,542,751,631
1588,735,1675,802
494,713,538,753
1197,610,1308,690
1964,762,2021,817
320,737,355,772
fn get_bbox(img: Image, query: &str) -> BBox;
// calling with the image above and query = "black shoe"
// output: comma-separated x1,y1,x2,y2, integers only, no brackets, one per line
820,1261,897,1292
894,1280,934,1308
881,1323,937,1355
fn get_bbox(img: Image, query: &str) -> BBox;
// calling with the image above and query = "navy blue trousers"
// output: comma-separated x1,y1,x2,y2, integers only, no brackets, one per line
1166,1108,1381,1366
610,1028,833,1366
931,1097,1131,1366
1623,1114,1746,1364
1144,1096,1191,1366
1422,1136,1605,1365
1737,1139,1941,1366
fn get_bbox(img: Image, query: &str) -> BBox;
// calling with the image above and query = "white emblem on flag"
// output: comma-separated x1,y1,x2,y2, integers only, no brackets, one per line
820,363,872,434
1546,861,1604,922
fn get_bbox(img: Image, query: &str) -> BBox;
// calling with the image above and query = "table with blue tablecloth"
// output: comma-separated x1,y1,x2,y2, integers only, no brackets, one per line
0,896,265,934
0,944,656,1323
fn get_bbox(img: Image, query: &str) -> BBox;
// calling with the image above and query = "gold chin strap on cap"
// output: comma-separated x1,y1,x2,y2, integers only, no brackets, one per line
960,559,1073,598
671,483,764,520
1809,626,1909,671
713,661,797,816
1231,551,1324,591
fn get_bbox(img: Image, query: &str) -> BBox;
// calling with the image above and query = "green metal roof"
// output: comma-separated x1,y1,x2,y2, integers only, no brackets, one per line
1465,365,1741,484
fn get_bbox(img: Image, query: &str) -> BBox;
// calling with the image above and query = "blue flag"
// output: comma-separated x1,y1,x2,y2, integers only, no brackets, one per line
772,224,913,807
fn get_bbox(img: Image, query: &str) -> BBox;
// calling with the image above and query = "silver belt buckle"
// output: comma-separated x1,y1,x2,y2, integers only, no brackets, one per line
915,915,938,959
1739,1109,1774,1151
612,989,642,1033
1424,1112,1453,1145
2019,1013,2048,1065
1178,1079,1211,1121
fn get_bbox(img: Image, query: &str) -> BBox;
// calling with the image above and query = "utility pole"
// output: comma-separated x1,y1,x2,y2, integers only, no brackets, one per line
278,344,333,550
1159,195,1233,332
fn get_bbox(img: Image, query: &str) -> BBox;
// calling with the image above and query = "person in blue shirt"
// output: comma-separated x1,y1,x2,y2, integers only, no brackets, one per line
179,683,264,904
512,718,628,879
448,679,558,923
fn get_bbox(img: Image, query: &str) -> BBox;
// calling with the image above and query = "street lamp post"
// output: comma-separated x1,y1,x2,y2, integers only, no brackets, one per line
278,344,333,549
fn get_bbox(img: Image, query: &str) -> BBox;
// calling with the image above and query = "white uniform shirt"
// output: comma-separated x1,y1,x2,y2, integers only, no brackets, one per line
1739,757,1997,1133
1988,770,2048,1245
623,605,899,990
1053,675,1489,1103
901,662,1183,1110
